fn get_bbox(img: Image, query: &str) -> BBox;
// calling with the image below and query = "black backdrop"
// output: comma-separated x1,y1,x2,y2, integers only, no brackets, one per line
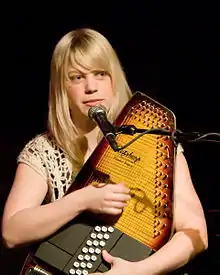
1,2,219,274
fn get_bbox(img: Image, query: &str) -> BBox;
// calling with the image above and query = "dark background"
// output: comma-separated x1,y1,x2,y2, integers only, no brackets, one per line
1,2,219,274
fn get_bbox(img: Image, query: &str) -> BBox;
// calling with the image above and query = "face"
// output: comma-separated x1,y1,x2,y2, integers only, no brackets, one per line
66,67,114,120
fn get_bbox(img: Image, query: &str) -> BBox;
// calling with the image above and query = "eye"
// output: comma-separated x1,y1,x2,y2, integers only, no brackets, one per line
69,74,84,82
98,71,106,76
94,71,109,78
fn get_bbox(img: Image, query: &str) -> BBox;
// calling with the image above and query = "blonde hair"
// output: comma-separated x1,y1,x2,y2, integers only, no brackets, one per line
48,28,132,170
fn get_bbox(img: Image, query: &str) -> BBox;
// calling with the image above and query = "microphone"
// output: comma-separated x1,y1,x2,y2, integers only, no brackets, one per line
88,105,118,151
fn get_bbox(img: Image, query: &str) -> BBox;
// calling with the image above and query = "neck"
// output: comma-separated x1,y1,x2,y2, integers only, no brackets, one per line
83,126,100,163
71,108,102,162
73,114,95,133
72,113,100,161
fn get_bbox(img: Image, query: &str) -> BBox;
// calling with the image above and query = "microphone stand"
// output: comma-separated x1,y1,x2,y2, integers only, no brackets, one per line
111,124,220,151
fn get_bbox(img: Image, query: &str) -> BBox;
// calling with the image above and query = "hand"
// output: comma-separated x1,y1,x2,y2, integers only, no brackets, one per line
89,250,142,275
82,183,131,215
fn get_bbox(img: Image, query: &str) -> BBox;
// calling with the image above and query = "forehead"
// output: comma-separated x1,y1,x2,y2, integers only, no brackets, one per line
67,66,104,75
67,48,110,73
67,65,88,74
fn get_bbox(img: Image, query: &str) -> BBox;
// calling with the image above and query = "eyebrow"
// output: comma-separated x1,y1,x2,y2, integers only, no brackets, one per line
68,68,106,75
68,70,81,74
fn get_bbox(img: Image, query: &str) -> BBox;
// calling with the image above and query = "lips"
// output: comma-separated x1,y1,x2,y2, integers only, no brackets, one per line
83,99,104,107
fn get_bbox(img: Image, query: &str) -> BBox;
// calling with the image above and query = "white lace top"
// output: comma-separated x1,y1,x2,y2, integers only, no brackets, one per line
17,133,184,203
17,133,76,202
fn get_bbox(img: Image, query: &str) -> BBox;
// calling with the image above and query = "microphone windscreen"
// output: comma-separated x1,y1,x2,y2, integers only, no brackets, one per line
88,105,107,120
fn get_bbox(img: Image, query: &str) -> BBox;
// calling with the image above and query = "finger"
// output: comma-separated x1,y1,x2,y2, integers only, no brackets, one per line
105,201,127,209
102,250,115,265
104,207,123,215
106,183,130,194
113,183,130,194
107,193,131,202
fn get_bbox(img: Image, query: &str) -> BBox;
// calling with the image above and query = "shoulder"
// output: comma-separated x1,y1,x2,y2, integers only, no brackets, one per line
17,132,59,180
17,132,75,202
17,132,53,160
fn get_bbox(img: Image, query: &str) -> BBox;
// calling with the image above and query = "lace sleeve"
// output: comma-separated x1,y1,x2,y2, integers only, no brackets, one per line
17,135,47,181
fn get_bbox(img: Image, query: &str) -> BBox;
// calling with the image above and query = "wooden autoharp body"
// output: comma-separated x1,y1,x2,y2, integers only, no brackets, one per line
20,91,177,275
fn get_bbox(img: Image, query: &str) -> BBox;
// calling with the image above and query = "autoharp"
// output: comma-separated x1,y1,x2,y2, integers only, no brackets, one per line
20,91,177,275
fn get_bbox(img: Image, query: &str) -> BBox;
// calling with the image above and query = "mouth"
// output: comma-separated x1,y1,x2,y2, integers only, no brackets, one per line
83,99,105,107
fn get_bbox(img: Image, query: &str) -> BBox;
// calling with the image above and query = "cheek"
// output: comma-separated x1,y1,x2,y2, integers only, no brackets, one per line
105,83,115,107
66,85,82,103
103,80,114,97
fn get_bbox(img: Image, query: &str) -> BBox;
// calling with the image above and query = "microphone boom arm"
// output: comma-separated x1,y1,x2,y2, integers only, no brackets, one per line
113,124,220,151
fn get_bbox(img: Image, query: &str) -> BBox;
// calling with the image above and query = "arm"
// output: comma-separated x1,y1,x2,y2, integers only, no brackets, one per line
137,152,208,274
93,152,208,275
1,163,87,248
2,163,130,249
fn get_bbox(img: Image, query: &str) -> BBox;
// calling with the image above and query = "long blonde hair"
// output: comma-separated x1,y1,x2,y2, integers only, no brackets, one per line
48,28,132,170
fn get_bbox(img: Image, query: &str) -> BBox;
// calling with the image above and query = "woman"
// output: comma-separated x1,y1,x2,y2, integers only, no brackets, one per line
2,28,208,274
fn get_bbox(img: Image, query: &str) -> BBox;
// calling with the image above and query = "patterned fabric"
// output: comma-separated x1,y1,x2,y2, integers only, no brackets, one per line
17,133,76,202
17,133,184,203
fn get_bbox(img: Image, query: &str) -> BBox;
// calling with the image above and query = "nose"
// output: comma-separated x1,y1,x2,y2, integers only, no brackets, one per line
85,74,98,94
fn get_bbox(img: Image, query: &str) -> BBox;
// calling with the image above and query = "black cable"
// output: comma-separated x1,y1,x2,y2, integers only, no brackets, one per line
113,125,220,151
